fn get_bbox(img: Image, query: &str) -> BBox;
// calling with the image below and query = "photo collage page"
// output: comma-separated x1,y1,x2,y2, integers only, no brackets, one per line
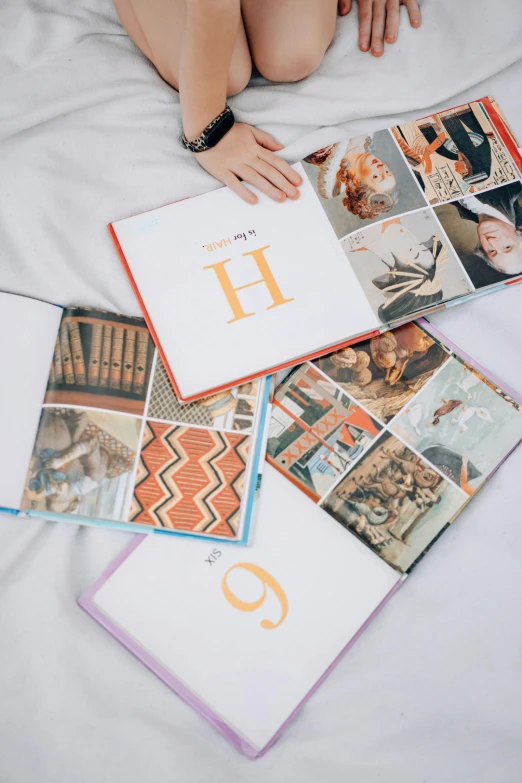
301,98,522,323
267,321,522,573
20,307,265,540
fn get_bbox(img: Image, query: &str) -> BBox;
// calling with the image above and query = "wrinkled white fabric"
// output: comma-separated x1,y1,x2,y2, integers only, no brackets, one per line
1,1,522,780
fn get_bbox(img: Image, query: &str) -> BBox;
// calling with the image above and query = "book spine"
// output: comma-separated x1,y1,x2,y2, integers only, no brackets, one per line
122,329,136,392
133,331,149,395
100,324,113,388
88,324,103,386
53,335,63,384
60,322,75,385
68,321,86,385
110,326,124,390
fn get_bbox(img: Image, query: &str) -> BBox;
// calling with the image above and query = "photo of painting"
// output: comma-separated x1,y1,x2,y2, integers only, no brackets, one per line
147,356,259,432
301,129,426,240
434,181,522,289
391,100,520,205
341,209,473,323
320,431,466,573
45,308,155,415
267,364,382,500
313,323,451,424
130,422,250,538
21,407,141,521
389,356,522,493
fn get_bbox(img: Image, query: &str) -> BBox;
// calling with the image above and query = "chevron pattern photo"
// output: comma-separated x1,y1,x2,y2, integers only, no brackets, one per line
130,422,250,537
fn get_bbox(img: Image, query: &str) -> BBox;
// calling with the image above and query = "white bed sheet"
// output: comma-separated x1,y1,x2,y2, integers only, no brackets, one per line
1,1,522,780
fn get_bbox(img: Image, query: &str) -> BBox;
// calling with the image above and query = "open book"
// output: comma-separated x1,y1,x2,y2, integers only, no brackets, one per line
79,319,522,756
110,97,522,402
0,292,270,543
267,318,522,571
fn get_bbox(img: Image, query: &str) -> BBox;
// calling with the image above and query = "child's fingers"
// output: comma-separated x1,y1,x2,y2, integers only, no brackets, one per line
250,126,283,151
252,159,300,199
385,0,400,43
338,0,352,15
259,149,302,186
403,0,421,27
237,165,287,202
371,0,387,56
222,173,258,204
358,0,373,51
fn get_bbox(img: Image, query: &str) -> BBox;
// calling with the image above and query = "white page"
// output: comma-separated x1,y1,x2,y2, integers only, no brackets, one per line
92,464,399,751
0,293,62,510
112,164,378,399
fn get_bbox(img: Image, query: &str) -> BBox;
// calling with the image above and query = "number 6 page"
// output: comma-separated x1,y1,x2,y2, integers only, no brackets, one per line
80,464,400,756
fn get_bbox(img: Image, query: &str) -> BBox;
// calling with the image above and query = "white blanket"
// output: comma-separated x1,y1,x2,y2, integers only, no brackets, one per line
1,1,522,780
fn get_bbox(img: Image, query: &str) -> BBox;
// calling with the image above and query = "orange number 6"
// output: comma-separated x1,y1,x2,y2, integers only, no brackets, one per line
221,563,288,629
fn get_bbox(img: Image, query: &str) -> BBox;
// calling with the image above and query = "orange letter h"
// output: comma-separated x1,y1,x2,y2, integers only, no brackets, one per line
203,245,294,324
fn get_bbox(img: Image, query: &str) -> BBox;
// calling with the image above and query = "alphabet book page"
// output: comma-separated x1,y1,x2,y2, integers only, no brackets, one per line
0,293,62,510
111,164,379,400
89,464,400,752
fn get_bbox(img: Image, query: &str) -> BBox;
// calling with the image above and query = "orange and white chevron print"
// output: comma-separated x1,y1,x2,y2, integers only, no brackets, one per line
130,422,250,537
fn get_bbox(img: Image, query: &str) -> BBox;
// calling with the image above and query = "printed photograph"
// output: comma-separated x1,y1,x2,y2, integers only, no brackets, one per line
341,210,472,323
389,356,522,492
488,98,522,158
302,129,427,239
267,364,382,500
148,355,259,432
391,100,520,205
313,323,450,424
434,181,522,289
21,407,141,521
320,431,466,573
45,308,155,415
130,422,250,538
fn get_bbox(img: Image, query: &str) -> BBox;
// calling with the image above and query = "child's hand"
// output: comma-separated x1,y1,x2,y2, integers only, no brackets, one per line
338,0,421,57
194,123,302,205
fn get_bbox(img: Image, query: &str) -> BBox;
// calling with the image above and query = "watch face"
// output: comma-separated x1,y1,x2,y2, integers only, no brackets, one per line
205,111,235,148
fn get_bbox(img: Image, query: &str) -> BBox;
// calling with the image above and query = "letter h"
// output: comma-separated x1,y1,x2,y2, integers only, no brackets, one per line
203,245,294,323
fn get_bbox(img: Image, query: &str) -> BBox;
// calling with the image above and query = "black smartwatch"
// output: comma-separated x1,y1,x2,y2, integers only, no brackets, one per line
181,106,235,153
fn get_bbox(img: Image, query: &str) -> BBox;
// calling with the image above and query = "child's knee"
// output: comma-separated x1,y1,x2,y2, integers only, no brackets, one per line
227,61,252,97
255,45,325,84
154,59,180,91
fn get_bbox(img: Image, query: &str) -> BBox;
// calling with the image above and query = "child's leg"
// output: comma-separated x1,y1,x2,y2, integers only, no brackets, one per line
241,0,339,83
113,0,252,96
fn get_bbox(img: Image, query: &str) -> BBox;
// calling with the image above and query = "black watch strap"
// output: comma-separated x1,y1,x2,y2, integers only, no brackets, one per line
181,106,235,153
